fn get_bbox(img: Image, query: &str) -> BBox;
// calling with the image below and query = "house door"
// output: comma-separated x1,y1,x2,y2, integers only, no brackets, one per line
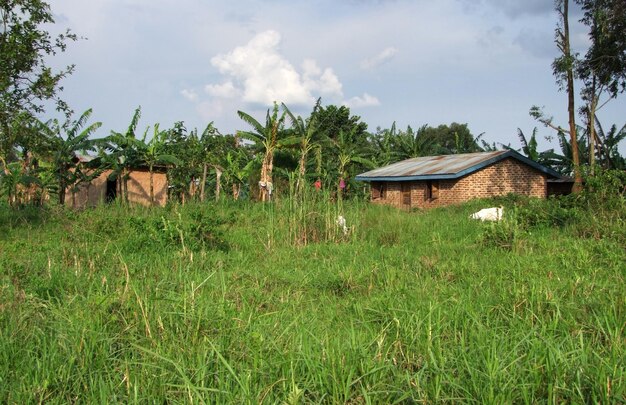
401,183,411,208
105,178,117,203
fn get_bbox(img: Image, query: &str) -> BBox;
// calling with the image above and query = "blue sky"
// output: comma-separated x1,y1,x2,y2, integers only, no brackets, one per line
47,0,625,153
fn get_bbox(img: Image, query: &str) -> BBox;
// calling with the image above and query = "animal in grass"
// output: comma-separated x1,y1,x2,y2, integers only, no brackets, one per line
336,215,349,235
470,206,504,221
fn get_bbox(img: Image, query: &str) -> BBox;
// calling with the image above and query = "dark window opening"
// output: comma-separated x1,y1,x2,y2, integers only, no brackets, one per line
401,183,411,206
105,178,117,203
372,182,387,200
426,181,439,200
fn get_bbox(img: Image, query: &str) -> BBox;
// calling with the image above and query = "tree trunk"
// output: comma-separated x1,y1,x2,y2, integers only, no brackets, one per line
189,176,196,200
259,149,274,202
563,0,582,192
296,148,307,195
232,183,240,200
59,179,66,205
200,163,208,202
149,163,154,205
587,87,598,170
215,167,222,201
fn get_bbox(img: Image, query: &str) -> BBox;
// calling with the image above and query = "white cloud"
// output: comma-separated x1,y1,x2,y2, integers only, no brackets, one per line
360,47,398,70
344,93,380,108
205,81,238,98
207,30,343,106
180,89,199,102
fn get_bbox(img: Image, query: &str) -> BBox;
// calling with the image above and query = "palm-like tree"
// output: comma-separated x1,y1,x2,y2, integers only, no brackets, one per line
237,102,288,202
282,99,321,195
196,123,221,202
106,107,142,203
541,128,589,176
595,119,626,170
393,124,441,161
334,128,375,200
517,127,540,162
371,122,397,167
136,123,181,205
38,108,102,205
223,149,254,200
0,161,40,206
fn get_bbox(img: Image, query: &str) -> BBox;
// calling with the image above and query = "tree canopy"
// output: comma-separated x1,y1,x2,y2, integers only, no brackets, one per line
0,0,77,162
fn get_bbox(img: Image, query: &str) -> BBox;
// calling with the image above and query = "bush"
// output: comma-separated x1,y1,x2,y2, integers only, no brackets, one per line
129,205,232,251
479,218,520,250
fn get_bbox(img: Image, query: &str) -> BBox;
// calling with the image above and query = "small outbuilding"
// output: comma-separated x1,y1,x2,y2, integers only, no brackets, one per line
355,150,561,209
67,155,169,208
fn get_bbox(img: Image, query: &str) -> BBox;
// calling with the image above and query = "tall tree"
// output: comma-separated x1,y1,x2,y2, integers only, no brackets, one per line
136,124,181,205
106,107,142,203
282,99,321,195
333,128,374,200
392,124,442,160
575,0,626,168
0,0,77,163
554,0,583,191
237,103,288,202
196,123,222,202
38,108,102,205
517,128,541,162
419,123,481,154
595,119,626,169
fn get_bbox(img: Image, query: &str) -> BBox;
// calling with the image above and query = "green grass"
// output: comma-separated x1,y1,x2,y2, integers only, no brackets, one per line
0,198,624,403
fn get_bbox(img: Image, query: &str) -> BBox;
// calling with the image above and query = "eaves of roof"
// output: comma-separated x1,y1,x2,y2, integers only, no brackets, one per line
355,150,561,182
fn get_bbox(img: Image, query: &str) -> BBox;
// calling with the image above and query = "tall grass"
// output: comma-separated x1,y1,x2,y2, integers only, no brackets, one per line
0,196,624,402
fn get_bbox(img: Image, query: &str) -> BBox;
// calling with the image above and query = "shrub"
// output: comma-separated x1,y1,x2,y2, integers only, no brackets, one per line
129,205,232,251
479,218,520,250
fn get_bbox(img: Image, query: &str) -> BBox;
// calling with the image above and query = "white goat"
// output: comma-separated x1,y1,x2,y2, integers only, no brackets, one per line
470,206,504,222
336,215,349,235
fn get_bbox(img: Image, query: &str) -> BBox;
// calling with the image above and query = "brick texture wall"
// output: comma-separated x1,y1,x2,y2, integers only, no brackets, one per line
70,169,168,207
126,169,168,206
371,157,547,209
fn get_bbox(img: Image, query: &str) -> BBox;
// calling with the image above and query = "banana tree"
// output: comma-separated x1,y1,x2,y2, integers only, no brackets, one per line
517,127,540,162
334,128,375,200
37,108,102,205
237,103,288,202
197,123,221,202
137,123,181,205
595,120,626,170
106,107,142,203
393,124,441,161
222,148,254,200
0,160,40,206
541,128,589,176
282,99,321,195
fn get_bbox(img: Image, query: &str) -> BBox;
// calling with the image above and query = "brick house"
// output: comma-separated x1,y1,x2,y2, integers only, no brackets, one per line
355,150,561,209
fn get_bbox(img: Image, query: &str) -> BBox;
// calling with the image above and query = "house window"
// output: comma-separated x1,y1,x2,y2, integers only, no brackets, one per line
401,183,411,206
372,182,386,200
426,181,439,200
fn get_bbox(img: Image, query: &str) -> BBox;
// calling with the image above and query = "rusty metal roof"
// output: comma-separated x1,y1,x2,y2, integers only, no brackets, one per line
355,150,561,181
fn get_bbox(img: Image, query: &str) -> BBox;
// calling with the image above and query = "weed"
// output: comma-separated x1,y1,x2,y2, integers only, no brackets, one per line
0,198,624,403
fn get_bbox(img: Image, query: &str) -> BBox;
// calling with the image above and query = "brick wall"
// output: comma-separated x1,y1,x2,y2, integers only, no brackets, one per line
370,157,547,209
67,169,109,208
70,169,168,207
126,169,168,206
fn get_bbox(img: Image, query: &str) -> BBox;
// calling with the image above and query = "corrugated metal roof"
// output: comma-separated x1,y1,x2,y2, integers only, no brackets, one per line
355,150,561,181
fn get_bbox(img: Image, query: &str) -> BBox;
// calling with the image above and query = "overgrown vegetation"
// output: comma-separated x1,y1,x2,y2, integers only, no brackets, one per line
1,187,624,403
1,0,626,402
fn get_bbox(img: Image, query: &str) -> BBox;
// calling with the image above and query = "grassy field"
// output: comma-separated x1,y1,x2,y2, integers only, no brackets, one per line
0,195,624,403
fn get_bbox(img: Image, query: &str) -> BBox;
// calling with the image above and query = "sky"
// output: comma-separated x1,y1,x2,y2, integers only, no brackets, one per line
46,0,625,154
